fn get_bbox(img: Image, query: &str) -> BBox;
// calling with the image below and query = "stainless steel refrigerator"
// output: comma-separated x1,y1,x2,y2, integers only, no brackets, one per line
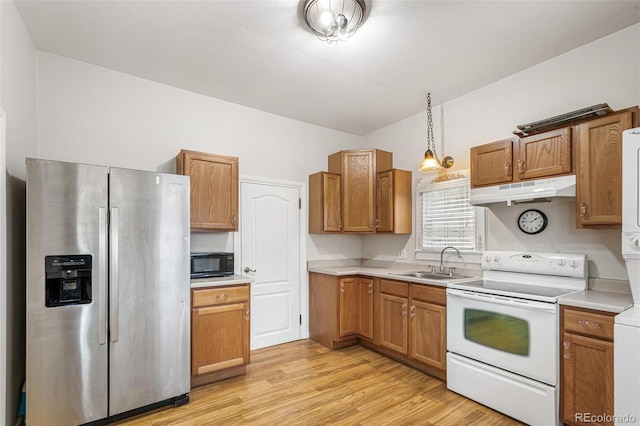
26,158,191,425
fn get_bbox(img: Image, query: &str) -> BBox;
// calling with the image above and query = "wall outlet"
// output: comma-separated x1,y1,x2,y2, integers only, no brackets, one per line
398,249,407,259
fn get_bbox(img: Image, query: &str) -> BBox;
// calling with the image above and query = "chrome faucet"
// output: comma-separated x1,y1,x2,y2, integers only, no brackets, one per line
440,246,462,274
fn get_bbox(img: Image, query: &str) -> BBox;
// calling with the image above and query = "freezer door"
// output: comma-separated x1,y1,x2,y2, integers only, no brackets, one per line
108,168,190,416
26,159,109,425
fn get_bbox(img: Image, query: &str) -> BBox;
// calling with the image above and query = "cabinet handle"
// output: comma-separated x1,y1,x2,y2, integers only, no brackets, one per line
368,283,373,295
577,319,601,328
369,220,374,230
563,341,571,359
504,162,511,175
233,215,238,225
340,282,344,293
517,160,525,174
402,303,407,316
410,305,415,318
579,203,587,218
245,309,250,321
375,218,379,229
338,219,342,230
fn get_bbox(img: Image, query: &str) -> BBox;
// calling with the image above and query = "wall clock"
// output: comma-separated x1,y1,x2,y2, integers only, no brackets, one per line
517,209,548,235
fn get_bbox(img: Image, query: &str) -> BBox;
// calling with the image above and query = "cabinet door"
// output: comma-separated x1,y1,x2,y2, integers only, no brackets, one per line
178,150,239,231
470,139,514,188
339,278,359,337
357,278,374,340
309,172,342,233
376,169,412,234
561,332,614,426
409,300,446,370
342,151,375,233
379,293,408,354
192,301,250,376
576,111,632,228
517,128,572,180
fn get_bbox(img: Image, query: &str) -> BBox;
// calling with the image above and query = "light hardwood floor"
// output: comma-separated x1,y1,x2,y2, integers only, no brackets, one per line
116,340,523,425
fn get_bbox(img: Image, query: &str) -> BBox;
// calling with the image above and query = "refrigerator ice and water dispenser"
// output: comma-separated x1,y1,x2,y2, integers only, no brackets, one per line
44,255,92,307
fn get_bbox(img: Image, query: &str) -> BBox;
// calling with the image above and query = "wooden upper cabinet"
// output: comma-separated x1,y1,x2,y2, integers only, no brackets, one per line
177,149,239,231
517,128,572,180
575,109,638,228
470,139,514,188
309,172,341,233
470,129,571,187
326,149,397,234
376,169,412,234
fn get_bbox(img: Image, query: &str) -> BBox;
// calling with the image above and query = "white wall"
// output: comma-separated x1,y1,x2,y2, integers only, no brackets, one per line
35,52,365,259
363,23,640,281
0,1,38,424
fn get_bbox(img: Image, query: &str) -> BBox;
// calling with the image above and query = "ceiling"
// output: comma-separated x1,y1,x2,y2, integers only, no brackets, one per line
14,0,640,136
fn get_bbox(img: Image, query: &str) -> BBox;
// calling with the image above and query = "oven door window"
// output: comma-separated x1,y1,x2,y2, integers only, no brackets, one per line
464,308,529,356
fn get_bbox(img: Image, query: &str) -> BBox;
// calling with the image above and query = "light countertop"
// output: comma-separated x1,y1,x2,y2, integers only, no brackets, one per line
307,263,481,287
558,290,633,314
191,274,253,289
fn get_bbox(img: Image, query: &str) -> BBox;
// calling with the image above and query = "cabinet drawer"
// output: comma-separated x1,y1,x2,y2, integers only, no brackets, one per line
192,285,249,308
563,307,614,340
411,284,445,305
380,279,409,297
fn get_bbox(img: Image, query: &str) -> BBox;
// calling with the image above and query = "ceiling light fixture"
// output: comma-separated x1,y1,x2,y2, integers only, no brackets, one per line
301,0,368,43
419,93,454,172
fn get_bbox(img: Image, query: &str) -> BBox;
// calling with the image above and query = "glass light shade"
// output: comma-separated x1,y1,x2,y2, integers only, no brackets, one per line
303,0,367,43
419,149,441,172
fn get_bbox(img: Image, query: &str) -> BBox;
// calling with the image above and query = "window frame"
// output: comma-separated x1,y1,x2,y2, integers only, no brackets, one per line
415,171,485,265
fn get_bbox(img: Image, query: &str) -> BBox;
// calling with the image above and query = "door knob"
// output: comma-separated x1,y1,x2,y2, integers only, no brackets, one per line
243,267,256,273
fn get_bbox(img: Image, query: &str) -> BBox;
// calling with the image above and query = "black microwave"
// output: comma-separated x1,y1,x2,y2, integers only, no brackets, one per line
190,252,234,279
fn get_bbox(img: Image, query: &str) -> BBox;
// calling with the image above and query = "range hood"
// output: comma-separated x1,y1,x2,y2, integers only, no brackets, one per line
470,175,576,206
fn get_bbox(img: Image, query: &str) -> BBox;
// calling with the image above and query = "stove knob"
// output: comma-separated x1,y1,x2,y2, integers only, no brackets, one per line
570,260,579,268
493,255,500,263
631,237,640,251
557,259,566,267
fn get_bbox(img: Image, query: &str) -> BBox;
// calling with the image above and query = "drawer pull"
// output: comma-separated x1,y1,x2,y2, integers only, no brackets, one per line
216,294,229,300
577,319,601,328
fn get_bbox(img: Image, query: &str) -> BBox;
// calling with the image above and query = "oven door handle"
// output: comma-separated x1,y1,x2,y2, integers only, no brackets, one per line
446,288,557,312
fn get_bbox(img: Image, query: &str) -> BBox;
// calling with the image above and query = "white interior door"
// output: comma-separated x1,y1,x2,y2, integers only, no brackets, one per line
241,181,301,349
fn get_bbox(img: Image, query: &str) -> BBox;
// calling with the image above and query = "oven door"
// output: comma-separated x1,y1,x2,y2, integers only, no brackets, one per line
447,288,558,385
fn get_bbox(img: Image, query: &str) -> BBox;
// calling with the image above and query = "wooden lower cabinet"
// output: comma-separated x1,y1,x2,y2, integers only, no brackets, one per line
309,273,374,349
379,292,408,354
191,284,250,387
310,272,447,381
560,306,615,426
339,277,375,339
377,279,447,378
410,299,446,370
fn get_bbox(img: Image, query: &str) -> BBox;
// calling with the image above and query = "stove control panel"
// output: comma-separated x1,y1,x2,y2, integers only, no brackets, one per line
482,251,587,278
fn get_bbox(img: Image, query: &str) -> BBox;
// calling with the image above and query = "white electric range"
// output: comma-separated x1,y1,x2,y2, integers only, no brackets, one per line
446,250,588,426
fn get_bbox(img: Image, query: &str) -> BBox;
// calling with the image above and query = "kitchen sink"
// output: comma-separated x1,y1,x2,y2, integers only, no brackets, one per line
390,271,473,281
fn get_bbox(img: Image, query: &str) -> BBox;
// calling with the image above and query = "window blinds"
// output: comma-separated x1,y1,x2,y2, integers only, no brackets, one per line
421,178,475,250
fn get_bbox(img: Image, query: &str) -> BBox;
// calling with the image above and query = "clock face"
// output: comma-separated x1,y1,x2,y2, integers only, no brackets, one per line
517,209,548,234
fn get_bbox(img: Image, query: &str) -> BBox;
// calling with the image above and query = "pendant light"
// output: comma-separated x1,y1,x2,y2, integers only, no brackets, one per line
419,93,454,172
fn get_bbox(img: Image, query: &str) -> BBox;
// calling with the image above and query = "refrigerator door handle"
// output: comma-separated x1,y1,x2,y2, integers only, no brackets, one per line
98,207,108,345
110,207,120,343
